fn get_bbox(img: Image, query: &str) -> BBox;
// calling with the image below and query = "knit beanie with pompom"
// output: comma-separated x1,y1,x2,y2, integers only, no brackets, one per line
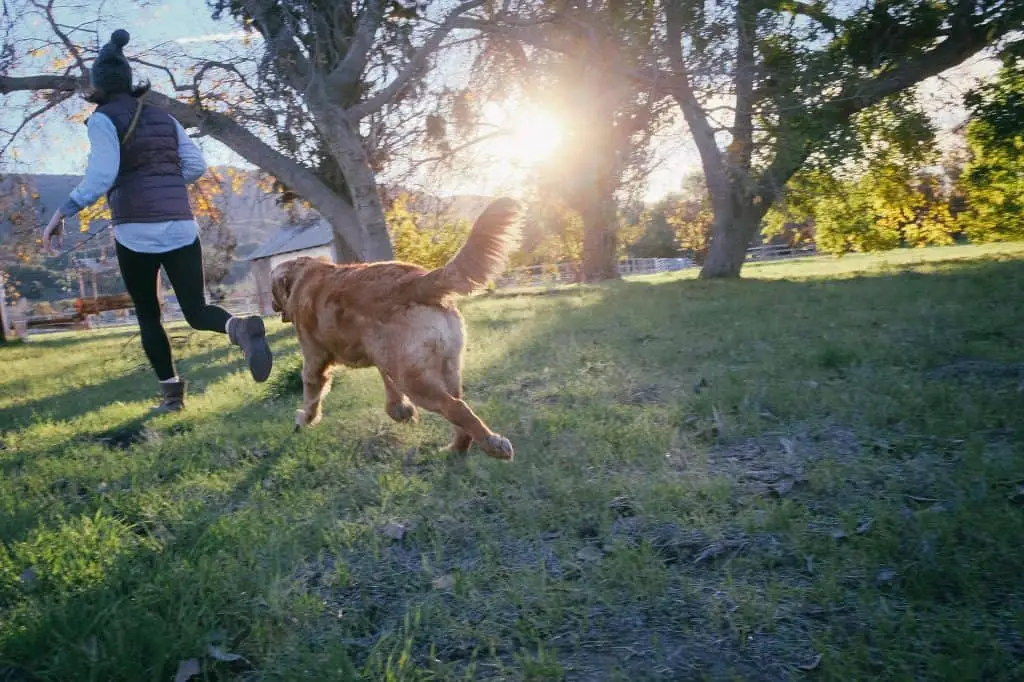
90,29,132,95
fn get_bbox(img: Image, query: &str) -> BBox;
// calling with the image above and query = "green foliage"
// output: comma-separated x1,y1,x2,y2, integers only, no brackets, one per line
628,175,713,261
957,60,1024,243
797,164,957,255
629,201,679,258
387,193,471,270
762,169,826,246
766,94,957,255
965,56,1024,143
506,200,579,268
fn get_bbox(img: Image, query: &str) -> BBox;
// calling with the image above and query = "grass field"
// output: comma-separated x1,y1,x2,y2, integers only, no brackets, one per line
2,243,1023,681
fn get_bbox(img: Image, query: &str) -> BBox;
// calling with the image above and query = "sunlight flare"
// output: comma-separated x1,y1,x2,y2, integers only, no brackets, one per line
484,102,565,166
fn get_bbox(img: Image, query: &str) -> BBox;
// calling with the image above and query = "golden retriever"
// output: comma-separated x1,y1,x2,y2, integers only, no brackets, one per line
270,198,521,460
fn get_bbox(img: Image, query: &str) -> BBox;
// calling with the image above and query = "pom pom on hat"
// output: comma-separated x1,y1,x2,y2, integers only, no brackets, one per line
90,28,133,95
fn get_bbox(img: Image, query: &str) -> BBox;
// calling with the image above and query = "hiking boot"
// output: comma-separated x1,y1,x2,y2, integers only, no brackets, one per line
154,379,186,413
228,315,273,382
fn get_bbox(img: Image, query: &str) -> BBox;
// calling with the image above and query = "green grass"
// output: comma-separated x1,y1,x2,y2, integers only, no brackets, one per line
2,242,1023,681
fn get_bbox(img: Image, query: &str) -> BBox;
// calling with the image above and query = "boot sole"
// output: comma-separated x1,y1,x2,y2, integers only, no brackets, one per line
243,316,273,382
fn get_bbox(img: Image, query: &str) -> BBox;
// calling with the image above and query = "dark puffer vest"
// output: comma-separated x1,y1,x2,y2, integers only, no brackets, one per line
96,94,194,224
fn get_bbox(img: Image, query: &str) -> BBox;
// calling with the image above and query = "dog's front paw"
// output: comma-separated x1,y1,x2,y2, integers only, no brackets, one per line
386,398,418,424
480,434,514,461
295,408,322,429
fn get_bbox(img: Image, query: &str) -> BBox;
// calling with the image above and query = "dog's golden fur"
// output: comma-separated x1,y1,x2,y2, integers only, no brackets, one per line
270,197,521,460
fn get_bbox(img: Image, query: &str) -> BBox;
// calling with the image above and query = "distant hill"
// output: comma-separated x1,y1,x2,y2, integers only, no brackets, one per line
0,169,298,256
0,169,496,301
385,187,495,226
0,169,495,255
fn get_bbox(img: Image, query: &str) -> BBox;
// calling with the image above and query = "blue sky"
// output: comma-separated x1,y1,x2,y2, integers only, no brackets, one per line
2,0,1000,202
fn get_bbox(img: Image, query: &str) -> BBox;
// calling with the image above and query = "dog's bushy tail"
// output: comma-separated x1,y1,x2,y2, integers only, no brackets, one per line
404,197,522,303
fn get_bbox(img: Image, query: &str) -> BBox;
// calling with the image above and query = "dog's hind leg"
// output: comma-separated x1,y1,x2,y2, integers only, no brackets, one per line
296,353,332,429
441,359,472,454
381,371,417,423
400,369,513,461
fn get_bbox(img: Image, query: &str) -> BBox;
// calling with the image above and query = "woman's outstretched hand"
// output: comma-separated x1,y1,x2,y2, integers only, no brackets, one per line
42,210,65,254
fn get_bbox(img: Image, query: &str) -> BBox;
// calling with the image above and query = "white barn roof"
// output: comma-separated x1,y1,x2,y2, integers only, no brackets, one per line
246,221,334,261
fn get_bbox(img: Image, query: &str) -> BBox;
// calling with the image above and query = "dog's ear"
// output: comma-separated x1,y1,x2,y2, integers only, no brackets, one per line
270,262,297,324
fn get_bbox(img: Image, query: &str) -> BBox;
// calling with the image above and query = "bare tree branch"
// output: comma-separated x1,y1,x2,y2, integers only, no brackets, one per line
328,0,384,91
35,0,88,77
128,56,188,92
346,0,486,121
729,0,757,178
662,0,728,201
409,129,506,167
0,90,73,157
0,72,82,94
239,0,311,91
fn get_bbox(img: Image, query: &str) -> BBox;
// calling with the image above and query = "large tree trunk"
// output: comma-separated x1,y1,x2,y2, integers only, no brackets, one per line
0,276,9,344
699,199,763,279
332,123,394,262
580,198,620,282
312,100,394,262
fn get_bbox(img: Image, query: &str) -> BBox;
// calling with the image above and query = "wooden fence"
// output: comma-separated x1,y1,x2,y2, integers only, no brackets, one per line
495,257,695,289
17,247,818,335
745,243,818,261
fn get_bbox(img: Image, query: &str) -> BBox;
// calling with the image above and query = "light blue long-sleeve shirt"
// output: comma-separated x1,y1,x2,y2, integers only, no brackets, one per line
62,112,206,254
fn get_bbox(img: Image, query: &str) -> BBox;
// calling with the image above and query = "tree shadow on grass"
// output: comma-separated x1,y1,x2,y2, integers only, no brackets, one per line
1,327,295,429
0,396,312,681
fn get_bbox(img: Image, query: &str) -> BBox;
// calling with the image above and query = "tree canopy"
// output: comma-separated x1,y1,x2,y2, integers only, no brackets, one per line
0,0,1022,284
958,57,1024,242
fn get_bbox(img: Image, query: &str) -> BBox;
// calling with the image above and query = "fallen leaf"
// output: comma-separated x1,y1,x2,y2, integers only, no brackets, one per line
380,522,407,541
875,568,897,585
431,574,456,590
855,518,874,535
174,658,201,682
207,644,248,664
797,653,823,671
830,529,848,541
575,546,603,563
805,380,819,389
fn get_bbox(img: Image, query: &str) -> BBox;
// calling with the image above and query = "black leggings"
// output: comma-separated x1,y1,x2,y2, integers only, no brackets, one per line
116,237,231,381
